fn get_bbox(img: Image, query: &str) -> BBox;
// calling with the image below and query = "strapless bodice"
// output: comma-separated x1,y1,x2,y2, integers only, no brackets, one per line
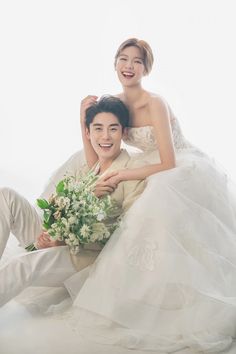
123,117,193,153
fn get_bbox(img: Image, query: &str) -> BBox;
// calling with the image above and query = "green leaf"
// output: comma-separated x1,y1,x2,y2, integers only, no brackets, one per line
37,199,49,209
43,221,50,230
56,180,65,194
44,210,52,223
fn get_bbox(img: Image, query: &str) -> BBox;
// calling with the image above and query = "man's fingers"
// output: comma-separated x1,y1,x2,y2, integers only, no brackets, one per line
96,182,117,191
37,238,53,249
42,233,50,242
97,186,114,193
94,185,116,197
36,232,52,248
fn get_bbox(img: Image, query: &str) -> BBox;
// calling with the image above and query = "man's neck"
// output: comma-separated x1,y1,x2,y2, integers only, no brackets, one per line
98,151,122,174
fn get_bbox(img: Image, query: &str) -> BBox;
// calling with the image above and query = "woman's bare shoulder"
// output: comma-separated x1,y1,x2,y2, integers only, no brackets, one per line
147,92,167,104
146,92,169,111
146,92,174,122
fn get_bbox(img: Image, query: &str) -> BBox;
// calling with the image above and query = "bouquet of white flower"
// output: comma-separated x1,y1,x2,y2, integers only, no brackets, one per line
26,171,119,254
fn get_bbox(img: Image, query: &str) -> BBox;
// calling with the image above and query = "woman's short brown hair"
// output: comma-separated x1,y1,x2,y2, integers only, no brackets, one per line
114,38,154,75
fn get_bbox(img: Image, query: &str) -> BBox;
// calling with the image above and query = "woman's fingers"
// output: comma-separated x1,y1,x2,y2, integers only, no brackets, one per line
82,95,98,101
80,95,98,122
81,95,98,108
102,171,119,181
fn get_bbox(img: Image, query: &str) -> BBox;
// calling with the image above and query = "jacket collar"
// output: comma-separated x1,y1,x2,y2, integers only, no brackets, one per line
92,149,130,176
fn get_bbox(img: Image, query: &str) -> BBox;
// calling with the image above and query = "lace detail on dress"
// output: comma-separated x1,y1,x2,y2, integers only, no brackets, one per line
127,238,159,271
171,116,193,150
123,117,193,152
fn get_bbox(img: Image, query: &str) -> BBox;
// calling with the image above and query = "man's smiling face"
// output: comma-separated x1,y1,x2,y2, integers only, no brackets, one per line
86,112,124,164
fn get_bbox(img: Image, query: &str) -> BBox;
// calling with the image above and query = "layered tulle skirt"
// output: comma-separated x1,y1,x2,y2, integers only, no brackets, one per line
64,148,236,353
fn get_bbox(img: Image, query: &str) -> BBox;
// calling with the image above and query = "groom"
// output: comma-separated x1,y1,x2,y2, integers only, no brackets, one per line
0,95,146,306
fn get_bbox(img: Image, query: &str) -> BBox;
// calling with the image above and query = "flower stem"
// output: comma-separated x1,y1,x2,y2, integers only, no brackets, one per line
25,243,38,252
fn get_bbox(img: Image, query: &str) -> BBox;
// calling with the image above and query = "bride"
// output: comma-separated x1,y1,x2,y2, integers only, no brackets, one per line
2,38,235,354
63,38,236,353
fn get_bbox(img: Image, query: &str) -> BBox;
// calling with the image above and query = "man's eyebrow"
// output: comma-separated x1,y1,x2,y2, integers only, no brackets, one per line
92,123,120,127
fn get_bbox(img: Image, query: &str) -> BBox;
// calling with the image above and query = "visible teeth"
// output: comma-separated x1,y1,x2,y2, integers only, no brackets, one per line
123,72,134,76
99,144,112,147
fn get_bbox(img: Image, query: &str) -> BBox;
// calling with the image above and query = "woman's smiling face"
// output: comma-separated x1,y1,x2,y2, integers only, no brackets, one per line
115,46,145,87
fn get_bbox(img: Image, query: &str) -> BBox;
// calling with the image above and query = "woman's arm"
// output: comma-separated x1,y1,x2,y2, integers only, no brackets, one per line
80,95,99,168
106,97,176,182
149,96,176,169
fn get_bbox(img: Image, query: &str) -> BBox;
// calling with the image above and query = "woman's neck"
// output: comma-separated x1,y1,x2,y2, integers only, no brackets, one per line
122,85,146,105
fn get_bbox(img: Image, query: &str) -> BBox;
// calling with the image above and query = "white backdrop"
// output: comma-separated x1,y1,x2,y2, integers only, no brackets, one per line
1,0,236,202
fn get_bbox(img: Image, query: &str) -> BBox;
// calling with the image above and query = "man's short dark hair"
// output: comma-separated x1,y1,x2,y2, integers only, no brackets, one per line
85,95,129,131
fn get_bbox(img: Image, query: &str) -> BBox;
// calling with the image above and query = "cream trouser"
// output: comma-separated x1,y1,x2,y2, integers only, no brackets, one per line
0,187,77,306
0,187,43,257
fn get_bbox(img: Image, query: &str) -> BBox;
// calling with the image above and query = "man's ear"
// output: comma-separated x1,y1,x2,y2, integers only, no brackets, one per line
85,127,90,140
122,127,128,139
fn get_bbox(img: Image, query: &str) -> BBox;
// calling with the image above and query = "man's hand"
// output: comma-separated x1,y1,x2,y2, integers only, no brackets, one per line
80,95,98,124
36,232,65,249
94,173,118,197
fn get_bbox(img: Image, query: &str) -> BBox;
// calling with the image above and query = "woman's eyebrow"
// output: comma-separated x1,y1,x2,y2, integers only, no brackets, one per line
119,54,143,60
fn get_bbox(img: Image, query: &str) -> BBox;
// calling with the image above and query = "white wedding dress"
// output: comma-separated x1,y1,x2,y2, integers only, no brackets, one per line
62,117,236,353
1,117,236,354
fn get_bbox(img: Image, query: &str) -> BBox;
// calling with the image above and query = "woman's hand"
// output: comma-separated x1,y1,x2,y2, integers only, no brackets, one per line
101,170,124,185
94,173,118,197
80,95,98,124
36,232,65,249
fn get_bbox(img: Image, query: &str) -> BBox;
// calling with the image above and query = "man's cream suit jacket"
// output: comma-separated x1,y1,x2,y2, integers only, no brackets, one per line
40,149,146,271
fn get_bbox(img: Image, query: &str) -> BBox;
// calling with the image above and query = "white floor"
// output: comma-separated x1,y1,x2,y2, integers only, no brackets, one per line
0,300,151,354
0,236,235,354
